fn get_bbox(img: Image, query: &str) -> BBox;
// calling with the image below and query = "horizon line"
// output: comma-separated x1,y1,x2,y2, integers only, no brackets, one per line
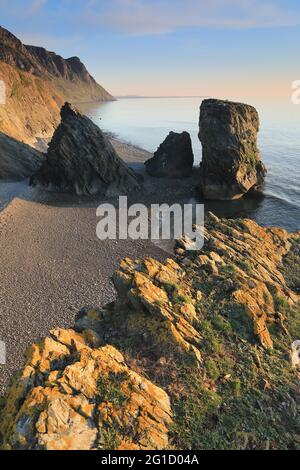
115,95,209,99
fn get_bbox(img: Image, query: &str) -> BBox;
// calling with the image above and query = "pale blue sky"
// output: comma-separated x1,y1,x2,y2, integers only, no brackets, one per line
1,0,300,97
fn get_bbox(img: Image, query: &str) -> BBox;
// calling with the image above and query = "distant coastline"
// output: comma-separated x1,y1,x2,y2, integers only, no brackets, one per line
116,95,209,99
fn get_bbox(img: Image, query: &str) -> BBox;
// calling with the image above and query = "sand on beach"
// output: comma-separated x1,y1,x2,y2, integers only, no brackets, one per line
0,138,200,395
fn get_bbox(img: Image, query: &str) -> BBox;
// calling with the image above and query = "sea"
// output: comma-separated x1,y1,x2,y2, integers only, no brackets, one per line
1,96,299,232
80,96,300,232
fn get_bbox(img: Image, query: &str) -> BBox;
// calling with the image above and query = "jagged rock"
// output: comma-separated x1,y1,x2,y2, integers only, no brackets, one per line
78,215,299,353
0,329,172,450
177,213,298,349
0,131,44,179
0,26,113,100
1,216,300,450
112,257,202,362
145,131,194,178
31,103,142,196
199,99,267,200
75,257,202,365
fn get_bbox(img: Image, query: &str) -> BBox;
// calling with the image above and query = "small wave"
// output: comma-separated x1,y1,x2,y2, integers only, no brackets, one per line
263,190,300,210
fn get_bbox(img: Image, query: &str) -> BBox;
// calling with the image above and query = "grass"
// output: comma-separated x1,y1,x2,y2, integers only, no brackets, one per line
101,426,120,450
171,384,222,450
163,282,179,294
238,260,254,276
94,236,300,450
168,252,300,449
35,78,44,94
221,263,237,276
10,81,20,99
19,73,31,87
280,240,300,293
172,293,190,305
273,293,289,313
162,281,190,305
97,373,128,406
170,298,300,449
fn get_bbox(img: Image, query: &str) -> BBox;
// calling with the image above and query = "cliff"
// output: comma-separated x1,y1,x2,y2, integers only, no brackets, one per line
1,215,300,450
0,26,114,146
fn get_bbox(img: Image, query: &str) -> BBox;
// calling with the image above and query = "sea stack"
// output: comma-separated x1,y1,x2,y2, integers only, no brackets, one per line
145,131,194,178
31,103,142,196
199,99,267,200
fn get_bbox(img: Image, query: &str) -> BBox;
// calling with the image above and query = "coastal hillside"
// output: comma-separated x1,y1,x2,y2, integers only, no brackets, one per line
1,214,300,450
0,26,114,146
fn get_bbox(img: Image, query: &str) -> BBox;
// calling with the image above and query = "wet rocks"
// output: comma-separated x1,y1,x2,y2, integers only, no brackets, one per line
199,99,267,200
145,131,194,178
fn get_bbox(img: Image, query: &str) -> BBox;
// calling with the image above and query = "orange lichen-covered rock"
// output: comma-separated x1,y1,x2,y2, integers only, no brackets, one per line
1,214,299,451
0,330,172,450
110,257,202,363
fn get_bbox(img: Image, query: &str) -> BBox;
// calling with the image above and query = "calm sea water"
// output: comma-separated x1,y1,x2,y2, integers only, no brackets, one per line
79,97,300,232
1,97,299,232
0,179,28,212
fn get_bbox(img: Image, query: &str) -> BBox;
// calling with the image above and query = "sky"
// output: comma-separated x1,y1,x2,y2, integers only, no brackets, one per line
1,0,300,98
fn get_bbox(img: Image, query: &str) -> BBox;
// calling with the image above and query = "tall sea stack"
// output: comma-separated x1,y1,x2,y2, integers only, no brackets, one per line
199,99,267,200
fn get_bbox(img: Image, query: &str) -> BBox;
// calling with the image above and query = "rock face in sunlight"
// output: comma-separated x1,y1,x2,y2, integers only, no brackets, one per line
145,131,194,178
1,214,300,450
0,26,114,146
199,99,267,200
0,132,44,179
30,103,142,196
0,331,171,450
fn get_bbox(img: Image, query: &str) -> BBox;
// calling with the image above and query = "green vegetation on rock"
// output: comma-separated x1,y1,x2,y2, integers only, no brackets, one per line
0,215,299,450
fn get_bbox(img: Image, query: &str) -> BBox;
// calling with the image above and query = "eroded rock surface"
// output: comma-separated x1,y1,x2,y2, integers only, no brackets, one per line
145,131,194,178
0,330,171,450
178,213,298,349
1,214,300,450
199,99,267,200
0,26,113,146
31,103,142,196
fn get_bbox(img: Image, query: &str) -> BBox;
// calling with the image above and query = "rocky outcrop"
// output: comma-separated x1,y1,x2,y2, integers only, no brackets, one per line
145,131,194,178
0,26,113,146
199,99,267,200
1,215,300,450
0,131,44,179
0,329,172,450
177,213,298,349
113,257,202,361
0,26,113,101
31,103,142,196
